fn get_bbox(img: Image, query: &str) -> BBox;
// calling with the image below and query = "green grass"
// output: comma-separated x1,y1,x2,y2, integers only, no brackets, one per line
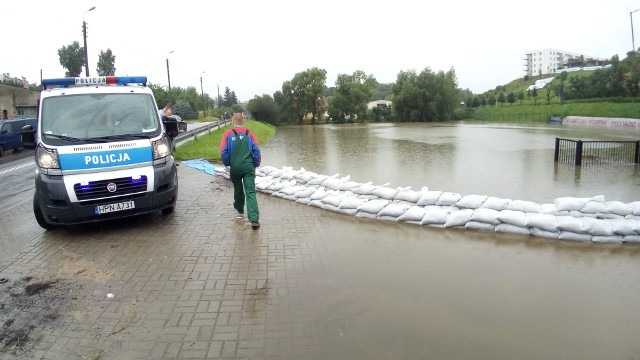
472,101,640,122
173,120,276,162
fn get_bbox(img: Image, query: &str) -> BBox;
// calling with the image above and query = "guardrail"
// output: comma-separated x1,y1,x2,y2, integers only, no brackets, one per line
554,137,640,165
174,119,231,146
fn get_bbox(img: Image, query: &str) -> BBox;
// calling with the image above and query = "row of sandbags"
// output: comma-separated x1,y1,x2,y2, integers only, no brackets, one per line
213,165,640,243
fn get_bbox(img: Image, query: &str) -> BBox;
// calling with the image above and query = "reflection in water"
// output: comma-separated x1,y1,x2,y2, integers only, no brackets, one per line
261,122,640,203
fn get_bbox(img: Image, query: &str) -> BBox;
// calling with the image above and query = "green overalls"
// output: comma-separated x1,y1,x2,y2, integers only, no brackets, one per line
230,129,259,222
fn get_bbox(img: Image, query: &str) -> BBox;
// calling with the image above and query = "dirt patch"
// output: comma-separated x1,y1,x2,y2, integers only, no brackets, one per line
0,276,72,356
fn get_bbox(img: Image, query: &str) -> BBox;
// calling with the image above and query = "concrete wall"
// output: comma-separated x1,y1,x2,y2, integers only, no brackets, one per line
0,84,39,119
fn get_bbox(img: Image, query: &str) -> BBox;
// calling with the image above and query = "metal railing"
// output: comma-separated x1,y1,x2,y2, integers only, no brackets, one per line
554,137,640,165
174,119,231,147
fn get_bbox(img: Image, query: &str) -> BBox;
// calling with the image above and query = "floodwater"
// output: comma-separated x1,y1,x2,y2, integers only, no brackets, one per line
261,121,640,203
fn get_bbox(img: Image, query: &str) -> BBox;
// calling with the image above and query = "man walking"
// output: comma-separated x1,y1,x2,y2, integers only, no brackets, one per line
220,113,262,229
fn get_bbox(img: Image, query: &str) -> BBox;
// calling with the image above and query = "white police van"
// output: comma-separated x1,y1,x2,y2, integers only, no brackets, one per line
31,76,178,229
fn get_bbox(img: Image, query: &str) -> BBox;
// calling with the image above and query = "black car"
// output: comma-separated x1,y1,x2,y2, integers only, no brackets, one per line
174,115,187,132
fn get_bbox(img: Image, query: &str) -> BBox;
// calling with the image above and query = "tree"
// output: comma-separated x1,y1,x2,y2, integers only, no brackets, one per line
556,71,568,103
392,68,458,121
517,89,525,104
530,87,538,105
96,48,116,76
247,94,280,125
222,87,238,107
328,70,376,123
497,92,506,106
58,41,85,77
276,67,327,124
173,100,197,120
507,92,516,105
149,83,169,109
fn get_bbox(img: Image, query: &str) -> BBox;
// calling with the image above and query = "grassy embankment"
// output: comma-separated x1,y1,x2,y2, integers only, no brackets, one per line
173,120,276,162
472,72,640,121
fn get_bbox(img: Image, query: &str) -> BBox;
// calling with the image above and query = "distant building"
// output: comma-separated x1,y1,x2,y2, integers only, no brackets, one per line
367,100,392,110
522,49,609,76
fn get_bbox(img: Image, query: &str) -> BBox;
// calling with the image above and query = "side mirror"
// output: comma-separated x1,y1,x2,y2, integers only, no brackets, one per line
21,125,36,149
162,115,179,138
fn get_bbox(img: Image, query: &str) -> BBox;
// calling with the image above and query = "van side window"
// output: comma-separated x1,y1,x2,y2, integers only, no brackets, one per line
1,123,13,134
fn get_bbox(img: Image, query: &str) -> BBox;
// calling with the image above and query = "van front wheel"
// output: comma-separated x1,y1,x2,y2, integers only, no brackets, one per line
0,146,4,157
161,205,175,215
34,194,56,230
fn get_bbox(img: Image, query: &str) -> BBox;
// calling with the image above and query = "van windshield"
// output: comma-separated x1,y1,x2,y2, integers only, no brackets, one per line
41,93,161,143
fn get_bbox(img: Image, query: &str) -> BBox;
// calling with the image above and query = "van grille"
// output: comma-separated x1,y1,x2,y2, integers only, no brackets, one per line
74,175,148,202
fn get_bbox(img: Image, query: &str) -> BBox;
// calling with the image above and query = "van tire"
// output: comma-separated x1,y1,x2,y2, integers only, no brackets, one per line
34,194,56,230
0,146,4,157
161,204,175,215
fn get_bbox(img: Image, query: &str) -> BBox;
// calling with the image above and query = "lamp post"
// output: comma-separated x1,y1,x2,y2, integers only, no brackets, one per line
216,81,221,108
200,71,206,119
166,50,174,104
631,9,640,52
82,6,96,77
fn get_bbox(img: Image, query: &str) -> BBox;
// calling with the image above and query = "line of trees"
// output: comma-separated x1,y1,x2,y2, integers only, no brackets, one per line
246,67,460,125
58,41,116,77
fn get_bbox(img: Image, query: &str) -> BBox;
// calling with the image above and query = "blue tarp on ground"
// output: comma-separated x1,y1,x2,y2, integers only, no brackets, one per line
181,158,222,176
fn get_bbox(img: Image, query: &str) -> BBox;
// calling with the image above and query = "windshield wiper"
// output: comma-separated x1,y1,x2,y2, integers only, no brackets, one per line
86,134,151,141
44,133,82,142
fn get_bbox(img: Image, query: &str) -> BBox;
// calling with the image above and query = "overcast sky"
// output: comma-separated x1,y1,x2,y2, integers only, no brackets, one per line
4,0,639,101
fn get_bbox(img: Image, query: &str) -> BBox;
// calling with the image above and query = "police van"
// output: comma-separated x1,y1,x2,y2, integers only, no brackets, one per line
29,76,178,229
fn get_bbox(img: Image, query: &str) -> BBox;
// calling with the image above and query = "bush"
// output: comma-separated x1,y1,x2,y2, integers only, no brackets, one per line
173,100,198,120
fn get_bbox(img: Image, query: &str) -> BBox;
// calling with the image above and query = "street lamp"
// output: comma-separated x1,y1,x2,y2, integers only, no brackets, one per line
82,6,96,77
631,8,640,52
166,50,174,104
217,81,221,109
200,71,206,119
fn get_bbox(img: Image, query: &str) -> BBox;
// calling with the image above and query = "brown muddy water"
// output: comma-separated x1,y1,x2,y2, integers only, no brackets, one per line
261,121,640,203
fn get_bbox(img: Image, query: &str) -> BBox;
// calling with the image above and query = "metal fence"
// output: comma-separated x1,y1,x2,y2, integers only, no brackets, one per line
554,137,640,165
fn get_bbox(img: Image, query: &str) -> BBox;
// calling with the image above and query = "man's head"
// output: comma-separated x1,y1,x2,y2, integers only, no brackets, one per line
163,104,173,116
232,112,244,125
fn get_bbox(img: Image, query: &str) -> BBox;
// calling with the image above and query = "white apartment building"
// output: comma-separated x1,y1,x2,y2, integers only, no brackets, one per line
523,49,591,76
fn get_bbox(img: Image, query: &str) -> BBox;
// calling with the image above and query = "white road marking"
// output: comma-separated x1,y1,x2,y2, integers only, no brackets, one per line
0,161,35,175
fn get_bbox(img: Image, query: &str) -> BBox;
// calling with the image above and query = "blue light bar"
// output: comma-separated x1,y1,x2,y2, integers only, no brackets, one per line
42,76,148,89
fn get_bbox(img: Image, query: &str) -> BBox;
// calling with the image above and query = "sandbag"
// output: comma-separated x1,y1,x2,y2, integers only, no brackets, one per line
556,216,587,234
497,210,527,228
581,201,608,214
394,188,423,203
307,175,330,185
592,235,623,244
357,199,390,214
378,202,411,218
623,235,640,243
506,200,542,213
436,192,462,207
465,221,495,231
481,197,512,210
420,206,453,225
605,201,632,216
606,219,639,236
582,217,615,236
559,231,592,242
495,223,530,235
525,213,559,233
338,197,368,210
444,209,474,228
398,206,427,222
372,186,399,200
456,194,488,209
417,191,442,206
470,208,501,225
529,228,559,239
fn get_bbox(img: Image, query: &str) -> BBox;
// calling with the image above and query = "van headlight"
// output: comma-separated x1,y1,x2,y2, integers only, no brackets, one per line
36,145,60,169
152,136,171,159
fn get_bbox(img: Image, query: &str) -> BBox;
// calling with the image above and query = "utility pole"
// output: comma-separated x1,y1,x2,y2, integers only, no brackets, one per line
82,6,96,77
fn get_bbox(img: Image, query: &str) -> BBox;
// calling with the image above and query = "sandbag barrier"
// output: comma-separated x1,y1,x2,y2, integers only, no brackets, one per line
213,165,640,244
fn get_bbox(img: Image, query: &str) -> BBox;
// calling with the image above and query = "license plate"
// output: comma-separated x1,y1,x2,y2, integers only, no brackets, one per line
95,200,135,215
